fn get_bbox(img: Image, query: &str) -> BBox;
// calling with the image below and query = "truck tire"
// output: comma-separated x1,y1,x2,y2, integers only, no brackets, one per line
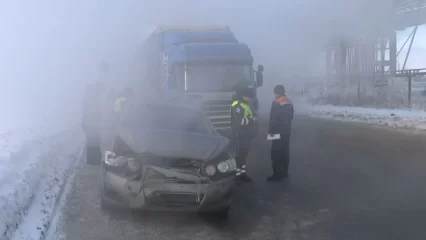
86,145,101,165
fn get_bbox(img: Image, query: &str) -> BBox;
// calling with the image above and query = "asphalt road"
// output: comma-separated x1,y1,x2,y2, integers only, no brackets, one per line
55,116,426,240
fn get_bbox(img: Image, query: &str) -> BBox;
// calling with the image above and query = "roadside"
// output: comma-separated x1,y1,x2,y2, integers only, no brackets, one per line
0,121,85,240
292,96,426,131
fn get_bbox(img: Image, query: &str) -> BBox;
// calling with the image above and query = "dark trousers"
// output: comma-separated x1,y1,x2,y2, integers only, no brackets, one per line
271,134,290,176
82,124,101,164
235,135,252,176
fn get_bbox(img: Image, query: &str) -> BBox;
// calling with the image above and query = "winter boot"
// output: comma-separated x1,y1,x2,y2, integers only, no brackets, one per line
267,174,282,182
240,174,253,183
267,165,282,182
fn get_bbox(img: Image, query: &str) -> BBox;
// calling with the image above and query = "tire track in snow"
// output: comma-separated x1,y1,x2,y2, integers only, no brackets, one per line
3,129,85,240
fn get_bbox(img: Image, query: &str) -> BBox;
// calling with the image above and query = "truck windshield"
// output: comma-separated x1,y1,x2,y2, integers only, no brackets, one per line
183,64,253,92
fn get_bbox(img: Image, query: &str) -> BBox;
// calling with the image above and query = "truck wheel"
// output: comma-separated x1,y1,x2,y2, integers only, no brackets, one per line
86,146,101,165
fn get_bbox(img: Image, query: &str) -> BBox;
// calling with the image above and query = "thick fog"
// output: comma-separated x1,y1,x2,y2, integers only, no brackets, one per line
1,0,425,131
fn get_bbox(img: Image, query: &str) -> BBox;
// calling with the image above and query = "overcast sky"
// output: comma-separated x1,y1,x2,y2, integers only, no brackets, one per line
0,0,425,130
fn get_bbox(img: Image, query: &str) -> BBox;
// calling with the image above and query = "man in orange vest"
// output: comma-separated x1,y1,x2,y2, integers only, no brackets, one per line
267,85,294,181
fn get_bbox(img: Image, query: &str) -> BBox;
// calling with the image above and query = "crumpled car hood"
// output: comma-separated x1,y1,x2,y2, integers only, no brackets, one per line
118,126,229,162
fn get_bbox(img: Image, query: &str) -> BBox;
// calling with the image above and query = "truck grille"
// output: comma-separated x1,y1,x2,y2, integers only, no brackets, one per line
202,100,232,130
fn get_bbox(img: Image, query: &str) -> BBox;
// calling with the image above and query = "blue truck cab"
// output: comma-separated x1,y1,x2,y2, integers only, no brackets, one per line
134,25,264,130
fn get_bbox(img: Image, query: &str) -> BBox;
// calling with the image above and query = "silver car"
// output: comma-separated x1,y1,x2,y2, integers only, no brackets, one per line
100,102,236,217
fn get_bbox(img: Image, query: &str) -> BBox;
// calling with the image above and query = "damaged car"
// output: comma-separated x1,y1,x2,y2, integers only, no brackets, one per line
100,102,237,217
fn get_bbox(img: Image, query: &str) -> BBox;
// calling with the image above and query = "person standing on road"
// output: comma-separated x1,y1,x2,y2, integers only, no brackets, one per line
114,87,134,114
230,87,258,184
267,85,294,181
82,61,109,164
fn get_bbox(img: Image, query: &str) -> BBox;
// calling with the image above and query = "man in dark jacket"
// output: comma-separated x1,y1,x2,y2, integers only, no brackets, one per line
267,85,294,181
82,61,109,164
230,87,258,184
114,87,134,113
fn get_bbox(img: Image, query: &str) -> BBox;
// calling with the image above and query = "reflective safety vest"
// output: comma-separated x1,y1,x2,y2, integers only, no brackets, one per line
114,97,127,112
231,100,253,118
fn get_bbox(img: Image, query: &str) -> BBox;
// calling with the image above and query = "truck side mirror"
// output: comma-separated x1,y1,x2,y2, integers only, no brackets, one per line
256,71,263,87
258,64,264,73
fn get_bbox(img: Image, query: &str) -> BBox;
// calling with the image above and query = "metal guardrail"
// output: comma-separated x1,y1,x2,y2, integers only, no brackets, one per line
325,69,426,80
385,68,426,106
394,0,426,14
393,68,426,76
393,0,426,29
323,68,426,107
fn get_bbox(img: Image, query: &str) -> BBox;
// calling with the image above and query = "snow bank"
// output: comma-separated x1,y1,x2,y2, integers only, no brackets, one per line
290,77,426,111
0,121,86,240
295,97,426,130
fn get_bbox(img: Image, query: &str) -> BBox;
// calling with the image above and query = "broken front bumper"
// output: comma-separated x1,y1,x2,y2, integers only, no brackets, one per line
101,169,235,212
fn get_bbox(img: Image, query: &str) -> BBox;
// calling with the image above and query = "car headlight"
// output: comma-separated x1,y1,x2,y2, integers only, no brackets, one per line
208,157,236,175
127,158,140,172
217,161,229,173
205,165,216,176
105,150,140,172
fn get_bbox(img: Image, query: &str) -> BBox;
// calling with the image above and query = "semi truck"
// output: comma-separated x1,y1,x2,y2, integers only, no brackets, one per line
131,25,264,131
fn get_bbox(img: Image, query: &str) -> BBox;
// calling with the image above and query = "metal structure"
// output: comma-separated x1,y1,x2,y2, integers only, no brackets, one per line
394,0,426,29
393,68,426,106
326,0,426,87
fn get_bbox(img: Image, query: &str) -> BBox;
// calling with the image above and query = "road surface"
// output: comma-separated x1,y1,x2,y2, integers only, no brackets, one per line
55,116,426,240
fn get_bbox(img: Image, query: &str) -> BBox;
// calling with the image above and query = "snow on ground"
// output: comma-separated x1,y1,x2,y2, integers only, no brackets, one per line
294,97,426,131
0,117,86,240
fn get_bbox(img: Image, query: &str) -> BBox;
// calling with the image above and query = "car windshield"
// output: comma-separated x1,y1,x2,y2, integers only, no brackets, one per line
182,63,253,92
123,104,214,135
